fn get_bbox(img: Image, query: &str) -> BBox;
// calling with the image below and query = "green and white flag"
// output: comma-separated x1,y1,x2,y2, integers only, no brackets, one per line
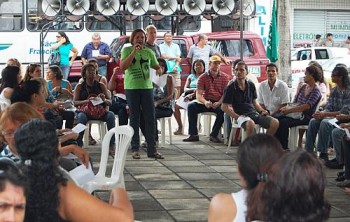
266,0,279,62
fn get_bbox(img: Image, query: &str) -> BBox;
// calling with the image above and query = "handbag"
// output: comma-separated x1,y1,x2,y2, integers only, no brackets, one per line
48,50,61,66
76,94,107,120
285,103,304,120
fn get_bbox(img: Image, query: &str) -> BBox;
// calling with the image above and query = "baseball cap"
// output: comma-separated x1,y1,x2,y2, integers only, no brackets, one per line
210,55,222,63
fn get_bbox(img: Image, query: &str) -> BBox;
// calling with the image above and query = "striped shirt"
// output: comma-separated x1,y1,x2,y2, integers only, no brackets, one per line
197,71,231,102
294,84,322,118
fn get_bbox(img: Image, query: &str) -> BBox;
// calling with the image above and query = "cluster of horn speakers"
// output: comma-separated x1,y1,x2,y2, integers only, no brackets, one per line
41,0,255,18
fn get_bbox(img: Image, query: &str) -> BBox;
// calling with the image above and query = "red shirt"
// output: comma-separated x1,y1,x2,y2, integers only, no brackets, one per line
197,71,231,102
112,74,125,94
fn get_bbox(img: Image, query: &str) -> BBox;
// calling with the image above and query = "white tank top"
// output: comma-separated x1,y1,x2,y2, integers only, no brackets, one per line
231,189,248,222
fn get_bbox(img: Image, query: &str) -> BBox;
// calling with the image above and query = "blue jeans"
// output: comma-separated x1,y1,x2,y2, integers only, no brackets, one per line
275,115,310,149
98,65,107,77
305,118,334,154
332,128,346,164
60,64,70,80
187,102,224,137
76,111,115,146
126,89,156,155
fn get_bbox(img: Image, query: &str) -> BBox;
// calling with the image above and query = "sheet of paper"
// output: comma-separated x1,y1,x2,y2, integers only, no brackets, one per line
176,96,189,110
62,153,78,160
116,93,126,100
237,116,252,127
90,97,104,106
328,118,340,128
69,163,94,186
151,69,168,88
92,50,99,57
71,123,87,134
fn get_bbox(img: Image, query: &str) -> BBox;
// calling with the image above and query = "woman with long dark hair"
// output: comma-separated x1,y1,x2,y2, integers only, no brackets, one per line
208,134,284,222
50,31,78,80
15,119,133,222
0,66,21,108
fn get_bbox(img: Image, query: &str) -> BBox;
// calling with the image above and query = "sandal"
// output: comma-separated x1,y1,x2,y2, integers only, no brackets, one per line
148,152,164,159
173,128,184,135
89,135,97,145
132,151,141,159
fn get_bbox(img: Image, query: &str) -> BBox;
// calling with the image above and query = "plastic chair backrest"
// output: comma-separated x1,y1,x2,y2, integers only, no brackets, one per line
97,125,133,180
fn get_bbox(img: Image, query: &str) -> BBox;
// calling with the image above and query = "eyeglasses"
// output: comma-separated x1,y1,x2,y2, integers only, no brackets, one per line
1,131,14,138
56,36,61,38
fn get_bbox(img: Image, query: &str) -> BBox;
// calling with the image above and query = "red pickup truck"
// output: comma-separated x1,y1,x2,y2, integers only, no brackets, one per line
70,31,269,89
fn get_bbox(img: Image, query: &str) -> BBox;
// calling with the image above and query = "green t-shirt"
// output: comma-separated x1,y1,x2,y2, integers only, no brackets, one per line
121,46,158,89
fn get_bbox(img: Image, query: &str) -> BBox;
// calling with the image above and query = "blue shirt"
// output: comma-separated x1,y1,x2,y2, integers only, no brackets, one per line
58,43,73,65
81,42,111,66
159,42,181,73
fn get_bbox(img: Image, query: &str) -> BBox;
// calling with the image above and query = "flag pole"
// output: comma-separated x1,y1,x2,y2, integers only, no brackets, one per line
240,0,243,61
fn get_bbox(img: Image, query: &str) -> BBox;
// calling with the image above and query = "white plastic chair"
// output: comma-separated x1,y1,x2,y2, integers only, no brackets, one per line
197,112,217,136
83,120,107,148
158,116,172,147
226,117,262,154
82,125,134,194
288,125,308,151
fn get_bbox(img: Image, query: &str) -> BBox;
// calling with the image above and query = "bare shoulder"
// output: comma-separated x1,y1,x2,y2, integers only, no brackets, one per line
208,193,236,222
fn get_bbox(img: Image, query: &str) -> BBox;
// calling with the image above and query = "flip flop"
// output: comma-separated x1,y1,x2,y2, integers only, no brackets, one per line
132,151,141,159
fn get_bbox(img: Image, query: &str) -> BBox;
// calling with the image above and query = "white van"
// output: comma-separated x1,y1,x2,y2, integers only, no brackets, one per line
291,47,350,74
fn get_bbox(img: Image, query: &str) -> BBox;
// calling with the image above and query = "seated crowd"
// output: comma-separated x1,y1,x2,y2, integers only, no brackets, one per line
0,28,348,220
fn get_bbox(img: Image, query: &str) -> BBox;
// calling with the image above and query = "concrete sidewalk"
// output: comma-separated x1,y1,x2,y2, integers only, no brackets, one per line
87,124,350,222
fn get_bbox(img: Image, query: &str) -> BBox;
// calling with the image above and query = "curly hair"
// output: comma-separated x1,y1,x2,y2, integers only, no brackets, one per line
240,134,284,221
81,63,96,79
332,66,350,87
15,119,67,222
308,61,324,83
305,65,322,82
263,151,330,222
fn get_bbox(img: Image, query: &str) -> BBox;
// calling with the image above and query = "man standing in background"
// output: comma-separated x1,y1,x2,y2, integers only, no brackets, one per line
145,25,162,58
187,34,230,72
160,32,182,97
81,33,111,77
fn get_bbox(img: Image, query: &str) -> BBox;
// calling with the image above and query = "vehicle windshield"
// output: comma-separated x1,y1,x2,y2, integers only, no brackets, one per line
209,39,254,57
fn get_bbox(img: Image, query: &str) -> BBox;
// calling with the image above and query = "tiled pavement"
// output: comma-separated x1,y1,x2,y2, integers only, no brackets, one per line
87,121,350,222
